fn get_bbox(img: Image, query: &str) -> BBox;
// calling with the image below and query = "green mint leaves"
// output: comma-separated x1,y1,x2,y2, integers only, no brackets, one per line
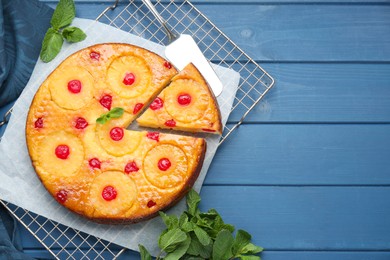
139,189,263,260
40,0,86,62
96,107,124,124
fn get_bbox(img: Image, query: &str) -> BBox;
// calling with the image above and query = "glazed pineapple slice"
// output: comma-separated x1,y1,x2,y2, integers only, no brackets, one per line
89,171,138,217
106,55,152,98
137,63,222,134
96,112,142,156
48,66,94,110
143,144,188,189
36,131,84,178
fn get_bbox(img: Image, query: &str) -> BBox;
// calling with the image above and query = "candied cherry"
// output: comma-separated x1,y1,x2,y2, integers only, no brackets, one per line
150,97,163,110
75,117,88,129
147,200,156,208
164,61,172,69
146,132,159,141
99,94,112,110
110,127,124,141
177,93,191,106
164,119,176,127
102,186,117,201
124,161,139,174
202,128,216,133
158,158,171,171
89,158,101,169
34,117,44,128
90,51,100,61
56,190,68,204
55,145,70,160
133,103,144,114
123,72,136,86
67,80,82,94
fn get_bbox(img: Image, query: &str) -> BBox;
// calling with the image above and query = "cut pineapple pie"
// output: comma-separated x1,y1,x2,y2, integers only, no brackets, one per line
26,43,222,224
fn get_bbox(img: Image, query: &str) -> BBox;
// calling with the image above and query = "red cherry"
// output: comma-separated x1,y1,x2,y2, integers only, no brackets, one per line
34,117,44,128
149,97,163,110
99,94,112,110
55,145,70,160
158,158,171,171
123,72,136,85
56,190,68,204
177,93,191,106
89,158,101,169
75,117,88,129
102,186,117,201
147,200,156,208
90,51,100,61
202,128,216,132
146,132,159,141
164,119,176,127
110,127,124,141
124,161,139,174
133,103,144,114
164,61,172,69
67,80,82,94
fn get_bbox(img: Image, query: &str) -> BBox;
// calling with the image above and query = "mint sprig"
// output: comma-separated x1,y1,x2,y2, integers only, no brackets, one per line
40,0,86,62
96,107,124,124
139,189,263,260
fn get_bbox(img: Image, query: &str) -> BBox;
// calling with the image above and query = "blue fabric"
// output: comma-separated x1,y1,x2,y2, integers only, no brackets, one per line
0,0,53,258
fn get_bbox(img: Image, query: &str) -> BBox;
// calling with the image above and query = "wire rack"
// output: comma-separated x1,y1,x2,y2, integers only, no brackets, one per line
1,0,274,259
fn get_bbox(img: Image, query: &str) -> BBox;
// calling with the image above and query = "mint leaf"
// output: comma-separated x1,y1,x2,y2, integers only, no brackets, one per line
212,229,234,260
158,228,187,253
239,256,261,260
109,107,124,118
96,107,124,124
138,244,152,260
186,189,201,216
241,243,263,254
96,116,107,125
159,211,179,229
62,27,86,43
51,0,75,29
164,235,191,260
193,226,211,246
232,229,252,256
40,28,64,63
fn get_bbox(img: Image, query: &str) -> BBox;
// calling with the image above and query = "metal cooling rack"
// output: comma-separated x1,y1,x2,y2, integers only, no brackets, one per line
0,0,274,259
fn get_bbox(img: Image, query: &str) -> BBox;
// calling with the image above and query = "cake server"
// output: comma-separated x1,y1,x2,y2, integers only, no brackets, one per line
142,0,223,96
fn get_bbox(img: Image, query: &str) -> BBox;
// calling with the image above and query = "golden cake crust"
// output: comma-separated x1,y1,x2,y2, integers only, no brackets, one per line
25,43,209,224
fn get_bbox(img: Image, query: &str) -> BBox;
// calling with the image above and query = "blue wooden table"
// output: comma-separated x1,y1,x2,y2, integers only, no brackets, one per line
7,0,390,259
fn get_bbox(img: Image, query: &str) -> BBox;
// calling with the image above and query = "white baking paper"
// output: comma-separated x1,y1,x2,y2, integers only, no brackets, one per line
0,18,239,255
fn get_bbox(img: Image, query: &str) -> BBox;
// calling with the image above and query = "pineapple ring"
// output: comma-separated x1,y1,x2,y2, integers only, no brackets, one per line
89,171,138,217
49,66,94,110
96,126,142,157
143,144,188,189
37,131,84,178
106,55,152,98
96,114,142,156
165,79,210,123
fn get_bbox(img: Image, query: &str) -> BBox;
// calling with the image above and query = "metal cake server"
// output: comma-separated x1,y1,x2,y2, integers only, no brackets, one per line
142,0,223,96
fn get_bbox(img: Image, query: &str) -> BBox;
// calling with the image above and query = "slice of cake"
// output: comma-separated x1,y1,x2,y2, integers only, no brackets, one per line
137,63,223,134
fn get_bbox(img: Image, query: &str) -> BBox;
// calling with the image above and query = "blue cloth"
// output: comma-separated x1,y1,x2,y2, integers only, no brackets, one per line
0,0,53,258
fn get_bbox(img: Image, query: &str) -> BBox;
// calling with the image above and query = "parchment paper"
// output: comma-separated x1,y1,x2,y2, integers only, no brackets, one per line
0,18,239,255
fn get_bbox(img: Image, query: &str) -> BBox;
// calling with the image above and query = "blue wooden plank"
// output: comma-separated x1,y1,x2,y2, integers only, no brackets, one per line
228,63,390,123
23,249,390,260
39,2,390,62
208,124,390,185
198,186,390,250
20,186,390,251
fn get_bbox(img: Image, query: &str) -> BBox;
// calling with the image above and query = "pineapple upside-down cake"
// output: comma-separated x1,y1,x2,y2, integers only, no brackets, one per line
25,43,222,223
